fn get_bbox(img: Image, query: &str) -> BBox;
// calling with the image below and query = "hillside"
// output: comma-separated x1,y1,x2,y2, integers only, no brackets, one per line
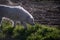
0,20,60,40
0,0,60,40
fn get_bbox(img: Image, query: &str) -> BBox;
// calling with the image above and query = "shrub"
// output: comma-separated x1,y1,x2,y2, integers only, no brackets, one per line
0,20,60,40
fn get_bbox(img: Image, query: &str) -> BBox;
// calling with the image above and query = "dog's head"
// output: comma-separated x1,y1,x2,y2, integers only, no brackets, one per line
27,16,35,25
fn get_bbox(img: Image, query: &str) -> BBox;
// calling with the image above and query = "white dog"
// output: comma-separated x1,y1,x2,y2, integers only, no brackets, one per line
0,4,35,29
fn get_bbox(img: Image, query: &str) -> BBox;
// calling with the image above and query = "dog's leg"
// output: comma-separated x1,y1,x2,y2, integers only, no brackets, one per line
10,20,14,27
0,17,2,32
21,21,27,29
12,21,16,29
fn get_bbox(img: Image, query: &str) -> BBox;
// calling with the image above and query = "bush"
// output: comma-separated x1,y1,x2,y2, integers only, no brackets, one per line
0,20,60,40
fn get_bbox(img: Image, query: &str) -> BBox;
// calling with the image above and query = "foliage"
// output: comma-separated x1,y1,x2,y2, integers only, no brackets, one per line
0,20,60,40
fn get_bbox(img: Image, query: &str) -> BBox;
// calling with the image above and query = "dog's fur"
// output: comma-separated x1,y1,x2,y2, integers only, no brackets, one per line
0,4,34,29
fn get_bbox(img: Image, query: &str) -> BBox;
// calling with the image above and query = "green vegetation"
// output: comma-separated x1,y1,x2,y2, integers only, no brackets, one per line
0,20,60,40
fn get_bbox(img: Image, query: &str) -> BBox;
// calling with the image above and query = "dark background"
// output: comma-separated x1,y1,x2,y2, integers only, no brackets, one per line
0,0,60,26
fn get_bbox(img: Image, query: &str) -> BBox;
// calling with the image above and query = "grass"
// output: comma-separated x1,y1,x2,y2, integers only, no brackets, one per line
0,20,60,40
